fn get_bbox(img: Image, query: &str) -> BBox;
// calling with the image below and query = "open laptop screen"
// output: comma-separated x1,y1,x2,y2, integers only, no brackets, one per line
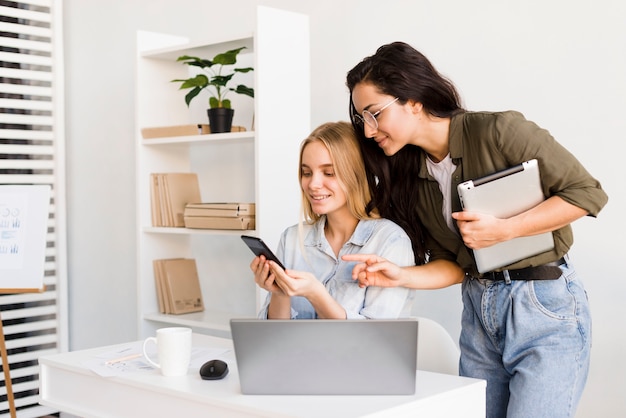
230,318,418,395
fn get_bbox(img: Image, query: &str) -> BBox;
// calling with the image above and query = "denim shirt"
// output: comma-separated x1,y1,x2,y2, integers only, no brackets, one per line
257,217,416,319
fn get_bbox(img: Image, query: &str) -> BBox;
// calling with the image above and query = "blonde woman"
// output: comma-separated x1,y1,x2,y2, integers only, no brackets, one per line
250,121,415,319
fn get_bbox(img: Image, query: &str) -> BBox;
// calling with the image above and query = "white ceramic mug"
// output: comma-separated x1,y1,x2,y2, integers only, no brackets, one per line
142,327,192,376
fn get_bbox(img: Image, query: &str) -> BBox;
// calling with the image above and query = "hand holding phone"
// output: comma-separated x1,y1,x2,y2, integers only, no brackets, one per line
241,235,286,270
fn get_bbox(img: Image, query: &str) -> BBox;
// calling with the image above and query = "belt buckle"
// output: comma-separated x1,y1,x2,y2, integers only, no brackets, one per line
476,269,510,284
473,272,500,285
486,270,511,284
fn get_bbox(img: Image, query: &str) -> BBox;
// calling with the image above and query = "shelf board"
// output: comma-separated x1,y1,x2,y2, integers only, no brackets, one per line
141,35,254,60
141,131,254,146
144,309,255,333
143,227,256,236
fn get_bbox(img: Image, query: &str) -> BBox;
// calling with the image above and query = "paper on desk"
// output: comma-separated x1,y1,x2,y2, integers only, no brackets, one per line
83,341,231,377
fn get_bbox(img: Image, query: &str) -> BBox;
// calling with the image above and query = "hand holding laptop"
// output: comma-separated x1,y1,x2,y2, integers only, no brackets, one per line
455,159,554,273
451,210,507,250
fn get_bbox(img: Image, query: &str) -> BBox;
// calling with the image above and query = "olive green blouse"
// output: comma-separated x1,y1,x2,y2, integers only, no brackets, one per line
414,111,608,277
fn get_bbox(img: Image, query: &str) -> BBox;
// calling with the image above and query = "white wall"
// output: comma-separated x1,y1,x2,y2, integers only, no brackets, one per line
63,0,625,416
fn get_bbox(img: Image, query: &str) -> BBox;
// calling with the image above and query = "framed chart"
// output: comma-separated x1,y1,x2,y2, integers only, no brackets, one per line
0,184,50,291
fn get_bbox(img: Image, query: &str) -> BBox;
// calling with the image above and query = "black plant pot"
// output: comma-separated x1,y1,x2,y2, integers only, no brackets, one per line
207,108,234,133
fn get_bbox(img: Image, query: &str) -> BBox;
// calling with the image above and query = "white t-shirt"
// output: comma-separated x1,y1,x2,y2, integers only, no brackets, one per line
425,153,457,233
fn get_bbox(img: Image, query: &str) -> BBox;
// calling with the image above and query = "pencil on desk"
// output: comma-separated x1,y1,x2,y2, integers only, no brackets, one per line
105,353,143,365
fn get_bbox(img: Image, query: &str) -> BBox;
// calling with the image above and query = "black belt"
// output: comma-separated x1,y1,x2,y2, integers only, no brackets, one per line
482,257,567,281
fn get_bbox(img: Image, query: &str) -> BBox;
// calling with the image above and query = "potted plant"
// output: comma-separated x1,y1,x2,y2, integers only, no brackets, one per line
172,47,254,133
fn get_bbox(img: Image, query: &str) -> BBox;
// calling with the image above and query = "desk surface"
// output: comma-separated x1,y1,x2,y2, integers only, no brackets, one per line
39,333,485,418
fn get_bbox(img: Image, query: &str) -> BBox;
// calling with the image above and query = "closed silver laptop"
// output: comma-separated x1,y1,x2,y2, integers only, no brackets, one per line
457,159,555,273
230,318,418,395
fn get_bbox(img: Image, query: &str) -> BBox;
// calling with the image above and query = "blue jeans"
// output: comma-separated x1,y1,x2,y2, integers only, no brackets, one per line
459,258,591,418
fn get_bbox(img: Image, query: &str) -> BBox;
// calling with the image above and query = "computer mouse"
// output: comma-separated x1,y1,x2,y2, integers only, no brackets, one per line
199,359,229,380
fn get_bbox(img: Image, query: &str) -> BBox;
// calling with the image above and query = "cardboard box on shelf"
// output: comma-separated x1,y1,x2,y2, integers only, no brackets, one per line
153,258,204,315
150,173,202,227
184,215,255,230
184,202,255,218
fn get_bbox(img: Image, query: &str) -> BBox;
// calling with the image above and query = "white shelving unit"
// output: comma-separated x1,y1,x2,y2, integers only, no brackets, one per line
135,6,310,338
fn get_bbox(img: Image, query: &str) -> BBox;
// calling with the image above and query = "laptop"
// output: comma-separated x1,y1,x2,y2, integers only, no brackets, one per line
230,318,418,395
457,159,555,273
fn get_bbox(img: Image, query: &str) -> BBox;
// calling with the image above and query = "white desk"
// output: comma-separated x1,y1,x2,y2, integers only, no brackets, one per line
39,334,485,418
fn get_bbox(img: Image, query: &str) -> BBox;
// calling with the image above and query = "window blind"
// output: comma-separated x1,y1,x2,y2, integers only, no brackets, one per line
0,1,67,417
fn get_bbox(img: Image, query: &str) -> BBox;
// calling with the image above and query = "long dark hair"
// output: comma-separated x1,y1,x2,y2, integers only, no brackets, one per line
346,42,464,265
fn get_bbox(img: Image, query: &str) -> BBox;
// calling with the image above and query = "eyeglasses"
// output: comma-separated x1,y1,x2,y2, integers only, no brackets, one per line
353,97,399,130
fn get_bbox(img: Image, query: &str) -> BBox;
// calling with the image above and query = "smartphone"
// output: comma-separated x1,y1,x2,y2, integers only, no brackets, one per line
240,235,286,270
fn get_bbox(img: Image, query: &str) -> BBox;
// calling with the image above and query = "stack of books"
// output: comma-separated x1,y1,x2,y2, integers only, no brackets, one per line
150,173,201,227
183,202,255,230
152,258,204,314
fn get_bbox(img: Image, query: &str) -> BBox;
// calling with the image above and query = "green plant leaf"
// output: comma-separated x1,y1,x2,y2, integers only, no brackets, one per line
211,74,234,87
232,85,254,98
174,47,253,108
208,98,232,109
184,87,203,107
212,47,247,66
172,74,208,90
176,55,213,68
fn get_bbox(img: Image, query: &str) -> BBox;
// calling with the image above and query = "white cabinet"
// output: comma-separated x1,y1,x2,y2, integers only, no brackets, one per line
135,7,310,337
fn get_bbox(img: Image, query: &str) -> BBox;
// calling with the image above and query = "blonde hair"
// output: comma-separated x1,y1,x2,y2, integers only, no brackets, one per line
298,121,379,224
